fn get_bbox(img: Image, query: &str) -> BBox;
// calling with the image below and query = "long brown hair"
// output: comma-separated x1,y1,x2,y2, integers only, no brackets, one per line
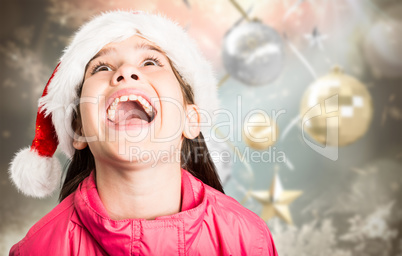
59,62,224,202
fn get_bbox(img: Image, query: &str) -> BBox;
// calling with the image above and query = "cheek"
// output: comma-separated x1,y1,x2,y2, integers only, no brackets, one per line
152,72,184,105
157,82,187,136
79,103,100,137
79,84,107,137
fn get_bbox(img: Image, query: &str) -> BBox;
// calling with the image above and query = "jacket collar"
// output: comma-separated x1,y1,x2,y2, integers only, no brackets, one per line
73,168,207,255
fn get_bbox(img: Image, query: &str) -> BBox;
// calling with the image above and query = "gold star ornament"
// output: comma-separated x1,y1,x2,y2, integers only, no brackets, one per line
249,173,302,224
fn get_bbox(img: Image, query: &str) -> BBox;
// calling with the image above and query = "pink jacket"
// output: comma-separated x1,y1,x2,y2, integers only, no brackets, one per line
10,169,278,255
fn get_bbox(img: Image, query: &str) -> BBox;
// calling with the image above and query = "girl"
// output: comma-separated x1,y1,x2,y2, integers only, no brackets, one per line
9,10,278,255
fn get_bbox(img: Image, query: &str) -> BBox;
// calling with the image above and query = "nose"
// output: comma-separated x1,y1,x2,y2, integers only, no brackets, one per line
111,64,140,86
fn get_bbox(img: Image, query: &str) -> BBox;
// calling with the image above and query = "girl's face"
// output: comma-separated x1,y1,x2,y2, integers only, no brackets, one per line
75,35,199,166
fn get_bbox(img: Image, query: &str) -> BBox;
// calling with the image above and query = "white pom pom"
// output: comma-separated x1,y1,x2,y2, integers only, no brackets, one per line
9,147,62,198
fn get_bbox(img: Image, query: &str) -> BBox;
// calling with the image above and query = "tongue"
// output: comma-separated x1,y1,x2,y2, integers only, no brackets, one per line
114,101,149,125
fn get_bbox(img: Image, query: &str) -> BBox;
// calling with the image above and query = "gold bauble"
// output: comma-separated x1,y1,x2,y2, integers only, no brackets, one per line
243,112,279,150
300,66,373,147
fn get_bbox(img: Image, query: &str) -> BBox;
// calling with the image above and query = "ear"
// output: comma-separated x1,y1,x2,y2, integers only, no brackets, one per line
183,104,201,140
73,128,88,150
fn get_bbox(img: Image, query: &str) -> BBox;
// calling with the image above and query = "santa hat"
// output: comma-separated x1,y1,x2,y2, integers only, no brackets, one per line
9,10,219,198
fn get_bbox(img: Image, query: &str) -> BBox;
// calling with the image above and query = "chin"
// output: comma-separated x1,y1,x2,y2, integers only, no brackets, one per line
105,142,153,164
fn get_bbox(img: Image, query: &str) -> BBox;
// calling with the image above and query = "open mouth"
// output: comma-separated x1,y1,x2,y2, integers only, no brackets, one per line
106,94,157,126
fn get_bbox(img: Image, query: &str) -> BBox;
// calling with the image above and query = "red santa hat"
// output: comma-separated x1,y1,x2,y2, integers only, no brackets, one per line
9,10,219,198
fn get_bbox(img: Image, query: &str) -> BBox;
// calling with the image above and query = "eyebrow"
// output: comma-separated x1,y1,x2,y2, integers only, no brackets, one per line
85,42,165,72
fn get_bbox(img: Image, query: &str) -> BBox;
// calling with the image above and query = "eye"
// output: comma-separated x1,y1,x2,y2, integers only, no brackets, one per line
91,62,113,75
95,65,112,72
142,60,158,66
141,56,163,67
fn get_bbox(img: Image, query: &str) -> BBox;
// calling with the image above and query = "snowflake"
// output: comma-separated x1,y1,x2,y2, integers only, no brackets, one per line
388,106,402,120
0,41,51,105
340,202,398,255
269,218,351,256
45,0,161,29
46,0,103,28
2,130,11,139
13,25,35,46
3,78,16,88
341,202,398,241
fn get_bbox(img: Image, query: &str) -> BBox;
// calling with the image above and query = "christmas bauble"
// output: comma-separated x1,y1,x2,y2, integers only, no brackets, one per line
363,4,402,78
243,112,279,150
300,67,373,147
222,21,285,85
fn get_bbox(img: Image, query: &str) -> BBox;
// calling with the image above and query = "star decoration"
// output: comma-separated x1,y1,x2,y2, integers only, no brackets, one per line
304,27,328,50
249,172,302,224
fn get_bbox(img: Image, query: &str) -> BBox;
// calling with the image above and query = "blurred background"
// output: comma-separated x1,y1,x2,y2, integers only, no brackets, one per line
1,0,402,255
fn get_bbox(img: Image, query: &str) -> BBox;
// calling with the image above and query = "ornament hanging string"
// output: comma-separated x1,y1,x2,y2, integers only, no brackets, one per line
229,0,251,21
217,73,230,88
286,38,318,79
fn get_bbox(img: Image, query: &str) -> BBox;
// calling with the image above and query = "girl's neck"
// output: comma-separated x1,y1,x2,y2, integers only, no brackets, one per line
95,161,182,220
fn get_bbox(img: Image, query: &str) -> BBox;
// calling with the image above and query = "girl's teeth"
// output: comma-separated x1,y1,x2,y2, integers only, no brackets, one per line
108,109,115,121
107,94,155,122
141,97,150,105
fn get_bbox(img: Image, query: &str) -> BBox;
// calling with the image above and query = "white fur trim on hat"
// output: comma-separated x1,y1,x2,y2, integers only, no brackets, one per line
39,10,220,158
9,147,62,198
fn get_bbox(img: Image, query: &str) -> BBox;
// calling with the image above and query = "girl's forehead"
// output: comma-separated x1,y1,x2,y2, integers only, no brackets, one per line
101,34,163,52
86,34,167,68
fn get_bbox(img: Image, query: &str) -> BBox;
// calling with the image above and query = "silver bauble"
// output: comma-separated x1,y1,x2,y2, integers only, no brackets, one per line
222,21,285,85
